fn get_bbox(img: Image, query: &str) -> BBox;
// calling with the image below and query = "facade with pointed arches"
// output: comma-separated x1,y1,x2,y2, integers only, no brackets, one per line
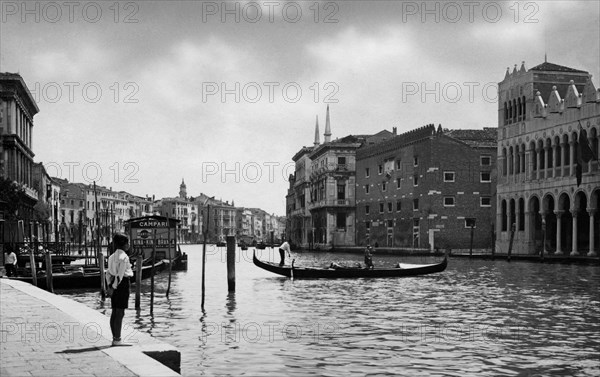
496,61,600,256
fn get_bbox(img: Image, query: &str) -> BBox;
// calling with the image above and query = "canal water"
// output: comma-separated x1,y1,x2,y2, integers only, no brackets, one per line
60,245,600,376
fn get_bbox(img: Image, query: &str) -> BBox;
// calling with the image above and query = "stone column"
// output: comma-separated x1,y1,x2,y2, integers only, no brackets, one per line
588,210,597,257
554,210,563,255
525,210,534,253
553,144,560,177
569,141,576,176
570,210,579,256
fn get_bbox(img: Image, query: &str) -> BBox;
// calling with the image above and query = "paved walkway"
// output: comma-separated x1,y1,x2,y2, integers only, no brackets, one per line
0,279,179,376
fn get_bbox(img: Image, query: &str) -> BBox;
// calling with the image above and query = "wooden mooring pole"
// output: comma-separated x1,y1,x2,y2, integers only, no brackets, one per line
45,251,53,293
469,224,475,258
150,229,157,315
201,203,210,311
507,223,516,262
135,254,142,310
29,247,37,287
166,214,172,298
226,236,236,292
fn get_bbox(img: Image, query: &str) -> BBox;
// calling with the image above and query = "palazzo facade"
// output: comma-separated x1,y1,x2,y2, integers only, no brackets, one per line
496,61,600,256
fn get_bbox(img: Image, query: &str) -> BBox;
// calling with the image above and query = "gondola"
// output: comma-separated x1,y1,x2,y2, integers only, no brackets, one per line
8,260,164,289
253,251,447,279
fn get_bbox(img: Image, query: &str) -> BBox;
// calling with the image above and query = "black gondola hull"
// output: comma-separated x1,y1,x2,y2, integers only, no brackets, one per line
253,251,447,279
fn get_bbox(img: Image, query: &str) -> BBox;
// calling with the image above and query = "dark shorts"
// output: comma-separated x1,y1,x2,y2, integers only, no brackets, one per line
111,277,130,309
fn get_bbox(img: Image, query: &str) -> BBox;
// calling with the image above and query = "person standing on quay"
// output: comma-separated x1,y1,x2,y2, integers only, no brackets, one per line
106,233,133,346
278,241,292,266
4,248,18,277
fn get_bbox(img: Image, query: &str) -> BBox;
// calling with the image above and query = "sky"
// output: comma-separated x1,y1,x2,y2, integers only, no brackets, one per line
1,0,599,215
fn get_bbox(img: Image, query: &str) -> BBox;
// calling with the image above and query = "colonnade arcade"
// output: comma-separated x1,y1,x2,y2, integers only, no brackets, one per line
499,189,600,256
500,127,599,181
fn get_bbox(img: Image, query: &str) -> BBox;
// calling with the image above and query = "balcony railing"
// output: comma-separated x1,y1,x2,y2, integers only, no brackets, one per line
308,198,352,210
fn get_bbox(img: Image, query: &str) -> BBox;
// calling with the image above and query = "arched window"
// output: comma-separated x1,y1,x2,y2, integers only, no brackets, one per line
508,101,512,124
522,96,526,120
501,200,507,231
510,199,516,229
502,148,507,176
504,102,508,125
517,97,522,120
509,146,514,175
513,99,517,122
518,198,525,231
530,141,537,173
521,144,526,173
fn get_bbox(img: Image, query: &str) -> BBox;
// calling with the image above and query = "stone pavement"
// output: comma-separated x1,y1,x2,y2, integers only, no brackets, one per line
0,279,179,376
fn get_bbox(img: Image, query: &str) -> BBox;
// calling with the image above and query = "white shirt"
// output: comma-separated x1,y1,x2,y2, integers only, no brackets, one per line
279,242,291,254
106,249,133,289
5,252,17,265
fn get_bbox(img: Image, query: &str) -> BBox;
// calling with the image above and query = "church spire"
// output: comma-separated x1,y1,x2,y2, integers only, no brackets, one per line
324,105,331,143
314,115,320,146
179,178,187,199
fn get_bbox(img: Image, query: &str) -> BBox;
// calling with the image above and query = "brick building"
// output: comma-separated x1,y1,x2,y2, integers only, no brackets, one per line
355,124,497,251
496,61,600,256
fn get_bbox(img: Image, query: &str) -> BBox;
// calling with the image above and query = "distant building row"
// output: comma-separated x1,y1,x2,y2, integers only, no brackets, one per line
287,61,600,256
0,72,285,246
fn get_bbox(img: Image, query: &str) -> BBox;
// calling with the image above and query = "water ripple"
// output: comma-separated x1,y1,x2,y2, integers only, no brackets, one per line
59,247,600,376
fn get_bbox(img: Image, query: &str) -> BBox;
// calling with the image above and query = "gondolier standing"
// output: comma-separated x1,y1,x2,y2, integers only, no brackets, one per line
279,241,292,266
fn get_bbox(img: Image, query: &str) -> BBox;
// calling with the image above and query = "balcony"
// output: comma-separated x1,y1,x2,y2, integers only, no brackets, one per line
290,207,309,217
309,163,355,180
308,198,353,210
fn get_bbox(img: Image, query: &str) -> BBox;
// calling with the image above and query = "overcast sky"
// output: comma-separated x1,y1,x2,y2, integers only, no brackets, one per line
2,0,599,215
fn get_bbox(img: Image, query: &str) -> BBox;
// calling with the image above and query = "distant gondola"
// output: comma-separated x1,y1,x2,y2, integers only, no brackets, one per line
253,251,447,279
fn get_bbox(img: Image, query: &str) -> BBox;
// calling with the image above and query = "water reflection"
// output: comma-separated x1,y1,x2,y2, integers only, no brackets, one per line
59,245,600,376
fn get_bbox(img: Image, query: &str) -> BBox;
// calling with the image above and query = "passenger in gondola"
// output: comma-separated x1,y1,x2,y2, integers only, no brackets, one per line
278,241,292,266
364,245,374,269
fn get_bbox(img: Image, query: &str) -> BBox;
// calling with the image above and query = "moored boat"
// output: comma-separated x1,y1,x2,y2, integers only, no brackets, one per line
253,251,447,279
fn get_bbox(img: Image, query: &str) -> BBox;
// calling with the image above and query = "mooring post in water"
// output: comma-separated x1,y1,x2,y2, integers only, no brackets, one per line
135,254,142,310
29,247,37,287
490,224,495,260
166,214,172,298
469,221,475,258
99,252,106,299
226,236,236,292
507,223,516,262
45,251,53,293
201,202,210,310
150,229,157,315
